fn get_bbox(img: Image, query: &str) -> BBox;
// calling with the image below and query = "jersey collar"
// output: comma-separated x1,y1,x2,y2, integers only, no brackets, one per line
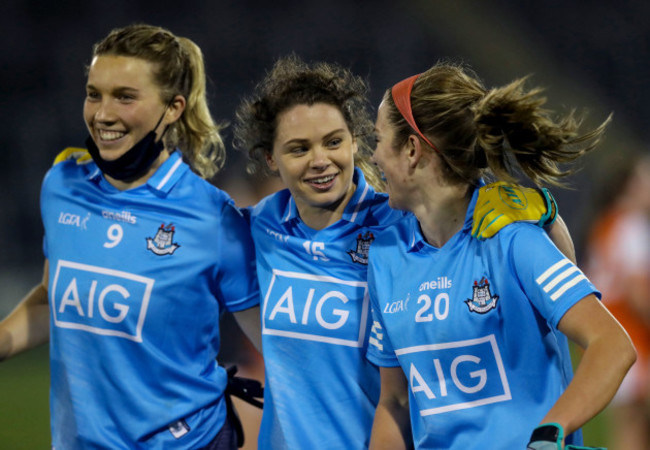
86,150,188,194
144,151,188,194
280,167,375,225
407,180,485,252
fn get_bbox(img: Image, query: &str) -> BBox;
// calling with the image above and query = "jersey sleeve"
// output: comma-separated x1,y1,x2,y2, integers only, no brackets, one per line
366,304,400,367
40,165,58,260
509,224,600,329
215,200,260,312
41,148,95,259
366,244,400,367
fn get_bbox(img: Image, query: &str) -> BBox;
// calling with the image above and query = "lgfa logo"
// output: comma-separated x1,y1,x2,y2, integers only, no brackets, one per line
58,212,90,230
383,293,410,314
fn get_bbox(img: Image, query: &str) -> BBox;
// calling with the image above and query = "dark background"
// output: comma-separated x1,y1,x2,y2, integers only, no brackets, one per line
0,0,648,314
0,1,648,447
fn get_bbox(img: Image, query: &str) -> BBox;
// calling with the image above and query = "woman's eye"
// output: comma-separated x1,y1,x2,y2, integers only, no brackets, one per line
86,91,100,101
328,138,342,147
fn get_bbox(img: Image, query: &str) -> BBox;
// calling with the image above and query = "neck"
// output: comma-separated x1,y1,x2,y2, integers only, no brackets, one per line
105,149,170,191
412,182,472,248
297,182,357,230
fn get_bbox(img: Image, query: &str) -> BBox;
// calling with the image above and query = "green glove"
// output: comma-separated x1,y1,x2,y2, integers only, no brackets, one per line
566,446,607,449
472,181,557,240
527,423,607,450
527,423,563,450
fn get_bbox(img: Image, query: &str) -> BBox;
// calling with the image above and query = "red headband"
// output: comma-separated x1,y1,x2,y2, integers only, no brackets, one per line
391,74,439,154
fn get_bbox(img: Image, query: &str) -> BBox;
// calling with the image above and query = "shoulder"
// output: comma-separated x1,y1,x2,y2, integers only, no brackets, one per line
490,222,573,282
362,191,407,228
371,213,415,253
502,221,551,244
52,147,93,166
248,189,292,222
479,221,554,260
172,167,234,208
43,147,95,187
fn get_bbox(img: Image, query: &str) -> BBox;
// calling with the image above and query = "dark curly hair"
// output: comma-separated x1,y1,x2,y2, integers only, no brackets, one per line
233,54,384,190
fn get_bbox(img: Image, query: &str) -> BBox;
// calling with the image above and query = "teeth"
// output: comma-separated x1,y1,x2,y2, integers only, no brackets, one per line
98,130,125,141
311,175,335,184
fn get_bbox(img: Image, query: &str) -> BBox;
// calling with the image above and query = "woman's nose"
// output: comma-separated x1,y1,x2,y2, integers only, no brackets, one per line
93,100,117,124
309,146,330,169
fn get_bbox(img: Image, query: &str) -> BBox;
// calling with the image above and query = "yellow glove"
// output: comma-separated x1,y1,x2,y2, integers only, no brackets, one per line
472,181,557,240
53,147,92,166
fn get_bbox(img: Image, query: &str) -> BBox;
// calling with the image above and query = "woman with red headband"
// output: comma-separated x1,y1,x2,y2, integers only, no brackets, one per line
366,62,636,449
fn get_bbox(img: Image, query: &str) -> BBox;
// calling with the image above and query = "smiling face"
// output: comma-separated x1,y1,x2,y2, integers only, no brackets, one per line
373,100,412,210
83,55,169,162
268,103,358,229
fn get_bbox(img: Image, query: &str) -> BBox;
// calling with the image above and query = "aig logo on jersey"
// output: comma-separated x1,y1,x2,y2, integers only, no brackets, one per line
51,260,154,342
396,334,512,416
262,269,369,347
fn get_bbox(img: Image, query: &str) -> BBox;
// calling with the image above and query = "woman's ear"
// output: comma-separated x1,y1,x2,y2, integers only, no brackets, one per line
351,137,359,156
406,134,423,169
165,94,187,124
265,151,278,172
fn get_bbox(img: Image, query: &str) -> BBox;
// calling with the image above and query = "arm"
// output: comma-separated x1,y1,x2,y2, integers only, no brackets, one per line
232,305,262,354
0,260,50,361
545,215,576,264
540,294,636,436
370,366,413,450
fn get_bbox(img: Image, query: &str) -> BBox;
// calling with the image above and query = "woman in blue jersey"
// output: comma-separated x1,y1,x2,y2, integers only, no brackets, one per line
233,55,402,450
366,62,636,449
0,24,260,449
232,55,573,449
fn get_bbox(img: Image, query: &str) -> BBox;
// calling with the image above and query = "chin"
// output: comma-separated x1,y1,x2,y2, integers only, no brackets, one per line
388,197,406,212
98,149,127,162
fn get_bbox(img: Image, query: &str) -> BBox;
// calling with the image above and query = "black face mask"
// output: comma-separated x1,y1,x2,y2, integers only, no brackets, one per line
86,109,168,181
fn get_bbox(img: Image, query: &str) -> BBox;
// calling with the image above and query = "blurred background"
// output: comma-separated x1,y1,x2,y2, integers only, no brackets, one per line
1,0,649,448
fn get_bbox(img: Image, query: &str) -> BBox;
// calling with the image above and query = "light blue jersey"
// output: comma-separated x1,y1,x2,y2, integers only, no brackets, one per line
40,150,259,449
248,169,405,449
367,186,596,449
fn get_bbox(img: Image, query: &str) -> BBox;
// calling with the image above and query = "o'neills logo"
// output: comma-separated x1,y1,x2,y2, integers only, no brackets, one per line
419,277,452,291
102,210,137,224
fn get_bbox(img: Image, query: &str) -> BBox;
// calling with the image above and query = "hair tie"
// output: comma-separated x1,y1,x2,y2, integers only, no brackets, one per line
391,74,439,154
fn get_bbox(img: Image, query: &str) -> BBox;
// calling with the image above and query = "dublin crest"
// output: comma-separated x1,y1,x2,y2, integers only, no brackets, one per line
347,231,374,265
465,277,499,314
146,223,180,255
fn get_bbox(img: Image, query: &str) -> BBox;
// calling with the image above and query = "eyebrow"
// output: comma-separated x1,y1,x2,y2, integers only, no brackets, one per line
281,128,347,146
85,84,140,94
